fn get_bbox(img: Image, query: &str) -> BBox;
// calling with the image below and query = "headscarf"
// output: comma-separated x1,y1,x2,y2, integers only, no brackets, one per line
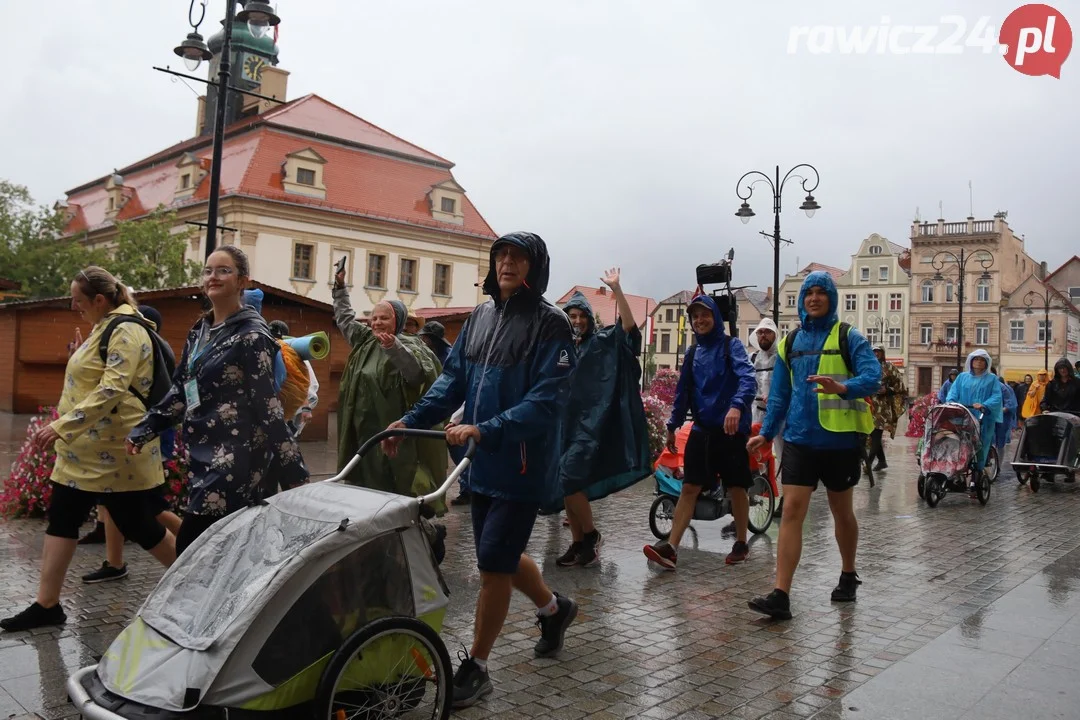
375,299,408,335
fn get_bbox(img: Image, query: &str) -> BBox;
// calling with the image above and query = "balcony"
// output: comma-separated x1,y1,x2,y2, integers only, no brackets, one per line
913,218,999,238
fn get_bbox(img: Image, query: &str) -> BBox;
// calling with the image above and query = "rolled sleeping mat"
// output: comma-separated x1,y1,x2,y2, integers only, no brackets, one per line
285,331,330,361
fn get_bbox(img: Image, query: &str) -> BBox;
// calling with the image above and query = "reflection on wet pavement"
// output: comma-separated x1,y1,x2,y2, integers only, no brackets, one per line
2,417,1080,718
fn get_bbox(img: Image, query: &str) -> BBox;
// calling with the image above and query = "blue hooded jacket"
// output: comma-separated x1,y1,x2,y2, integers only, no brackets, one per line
402,232,576,506
668,294,756,435
761,271,881,450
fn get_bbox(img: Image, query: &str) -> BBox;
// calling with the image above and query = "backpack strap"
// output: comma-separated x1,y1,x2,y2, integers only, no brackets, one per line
782,324,855,377
682,344,698,422
98,315,153,408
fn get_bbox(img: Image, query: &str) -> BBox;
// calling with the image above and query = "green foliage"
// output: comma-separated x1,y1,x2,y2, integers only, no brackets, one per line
0,179,200,299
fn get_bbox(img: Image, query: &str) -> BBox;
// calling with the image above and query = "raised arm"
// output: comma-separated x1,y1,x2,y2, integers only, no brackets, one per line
332,284,373,348
601,267,637,333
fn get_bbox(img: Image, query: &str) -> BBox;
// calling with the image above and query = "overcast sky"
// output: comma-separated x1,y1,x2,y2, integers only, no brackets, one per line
2,0,1076,303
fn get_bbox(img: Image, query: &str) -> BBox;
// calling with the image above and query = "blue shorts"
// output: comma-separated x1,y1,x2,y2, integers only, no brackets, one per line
470,493,538,574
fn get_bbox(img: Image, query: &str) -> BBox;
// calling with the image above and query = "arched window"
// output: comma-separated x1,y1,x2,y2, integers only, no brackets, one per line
921,279,935,303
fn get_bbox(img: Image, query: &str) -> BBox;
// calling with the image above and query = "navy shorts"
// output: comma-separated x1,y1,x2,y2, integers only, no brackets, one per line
470,493,538,574
782,442,861,493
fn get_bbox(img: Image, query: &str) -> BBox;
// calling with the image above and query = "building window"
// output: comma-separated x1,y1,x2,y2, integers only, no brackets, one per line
1070,287,1080,300
296,167,317,186
660,332,671,354
887,327,902,349
869,245,882,255
866,327,881,346
786,294,796,307
440,197,456,214
398,258,417,292
433,263,452,296
665,308,674,323
107,196,115,211
976,322,990,346
844,294,856,311
366,253,386,288
860,267,870,281
1010,320,1024,342
889,293,902,311
866,294,879,311
946,324,959,343
658,364,670,371
920,323,933,344
945,281,955,303
921,280,934,303
878,266,888,282
180,174,191,189
1039,320,1052,343
780,323,790,334
292,242,314,280
976,278,991,303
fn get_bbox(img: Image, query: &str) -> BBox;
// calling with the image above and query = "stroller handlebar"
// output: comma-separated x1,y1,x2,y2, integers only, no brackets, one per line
323,428,477,511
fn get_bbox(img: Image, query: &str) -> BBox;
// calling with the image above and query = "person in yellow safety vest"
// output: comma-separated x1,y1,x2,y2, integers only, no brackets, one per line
746,270,880,620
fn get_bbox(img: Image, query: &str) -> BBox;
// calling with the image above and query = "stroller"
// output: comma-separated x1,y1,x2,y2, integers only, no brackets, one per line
67,429,473,720
916,403,998,507
1011,411,1080,492
648,421,777,540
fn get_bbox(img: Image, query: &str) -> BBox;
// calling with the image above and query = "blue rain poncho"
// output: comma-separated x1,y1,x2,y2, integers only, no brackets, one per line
946,349,1002,469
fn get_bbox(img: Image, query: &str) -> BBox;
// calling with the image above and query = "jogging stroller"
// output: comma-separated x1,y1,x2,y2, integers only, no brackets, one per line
1011,411,1080,492
67,429,474,720
916,403,997,507
648,421,777,539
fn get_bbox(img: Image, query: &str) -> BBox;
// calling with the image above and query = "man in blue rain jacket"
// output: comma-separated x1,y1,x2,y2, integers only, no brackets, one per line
642,294,757,570
747,271,881,620
384,232,578,709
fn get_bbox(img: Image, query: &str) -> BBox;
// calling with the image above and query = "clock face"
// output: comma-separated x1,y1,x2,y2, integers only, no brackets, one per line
241,54,267,82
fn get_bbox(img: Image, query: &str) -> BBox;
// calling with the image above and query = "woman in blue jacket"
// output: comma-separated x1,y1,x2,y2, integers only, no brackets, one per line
946,349,1002,480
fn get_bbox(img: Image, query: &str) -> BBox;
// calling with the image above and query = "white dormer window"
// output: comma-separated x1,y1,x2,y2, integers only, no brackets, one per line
105,173,125,218
869,245,882,255
282,148,328,200
429,179,466,226
440,197,456,214
174,152,207,199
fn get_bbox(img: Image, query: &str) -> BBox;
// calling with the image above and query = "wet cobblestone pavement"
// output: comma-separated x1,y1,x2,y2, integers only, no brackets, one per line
3,416,1080,719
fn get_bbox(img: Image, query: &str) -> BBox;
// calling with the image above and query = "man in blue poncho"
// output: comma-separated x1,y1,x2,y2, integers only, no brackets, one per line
937,368,958,403
993,366,1017,458
747,271,880,619
946,349,1001,485
552,268,651,568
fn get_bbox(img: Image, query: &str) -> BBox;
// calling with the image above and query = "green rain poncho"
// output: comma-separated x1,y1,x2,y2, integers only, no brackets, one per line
333,288,446,515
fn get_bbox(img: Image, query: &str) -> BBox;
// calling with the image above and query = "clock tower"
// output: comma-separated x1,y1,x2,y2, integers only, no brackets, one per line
200,19,280,136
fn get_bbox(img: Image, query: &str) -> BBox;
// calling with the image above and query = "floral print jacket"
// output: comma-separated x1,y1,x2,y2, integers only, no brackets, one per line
129,307,308,517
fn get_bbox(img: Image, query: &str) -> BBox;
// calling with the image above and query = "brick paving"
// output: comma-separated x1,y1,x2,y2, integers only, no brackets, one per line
2,418,1080,719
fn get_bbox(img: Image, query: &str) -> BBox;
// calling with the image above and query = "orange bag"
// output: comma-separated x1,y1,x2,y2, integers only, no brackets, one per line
278,341,310,419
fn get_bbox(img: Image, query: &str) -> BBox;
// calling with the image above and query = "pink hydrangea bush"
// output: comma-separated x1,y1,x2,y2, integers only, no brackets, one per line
905,393,938,438
648,368,679,406
641,393,670,462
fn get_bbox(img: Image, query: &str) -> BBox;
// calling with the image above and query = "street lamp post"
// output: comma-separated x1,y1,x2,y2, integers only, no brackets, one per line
172,1,281,260
734,165,821,325
931,248,995,370
866,313,892,348
1024,288,1065,372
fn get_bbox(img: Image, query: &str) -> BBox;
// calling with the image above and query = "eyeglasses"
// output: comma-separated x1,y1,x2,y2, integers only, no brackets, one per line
202,267,236,278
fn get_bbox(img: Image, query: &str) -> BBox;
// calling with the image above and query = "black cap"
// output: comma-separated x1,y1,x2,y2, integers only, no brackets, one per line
418,320,451,346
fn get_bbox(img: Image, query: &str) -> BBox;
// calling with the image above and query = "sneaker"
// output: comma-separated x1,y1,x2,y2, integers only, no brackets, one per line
725,541,749,565
451,653,492,709
747,589,792,620
643,541,677,570
82,562,128,584
556,542,582,567
534,593,578,657
873,461,888,471
450,491,472,507
721,521,736,537
831,571,861,602
0,602,67,632
576,531,602,567
77,522,106,545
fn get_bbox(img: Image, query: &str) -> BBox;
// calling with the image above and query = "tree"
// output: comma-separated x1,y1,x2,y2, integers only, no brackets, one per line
109,208,201,290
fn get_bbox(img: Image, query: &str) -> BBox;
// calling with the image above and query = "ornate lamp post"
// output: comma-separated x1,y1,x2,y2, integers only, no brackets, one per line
931,248,994,370
734,165,821,325
1024,288,1067,372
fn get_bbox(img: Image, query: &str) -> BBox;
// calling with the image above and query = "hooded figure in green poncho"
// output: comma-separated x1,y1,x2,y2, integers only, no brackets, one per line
332,277,446,515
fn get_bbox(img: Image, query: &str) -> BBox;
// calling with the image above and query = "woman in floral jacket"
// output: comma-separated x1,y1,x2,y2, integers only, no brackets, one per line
127,246,308,555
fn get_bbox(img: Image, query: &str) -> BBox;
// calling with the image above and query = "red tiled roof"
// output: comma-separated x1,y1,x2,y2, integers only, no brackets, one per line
61,95,495,240
412,306,476,319
800,262,846,280
555,285,656,327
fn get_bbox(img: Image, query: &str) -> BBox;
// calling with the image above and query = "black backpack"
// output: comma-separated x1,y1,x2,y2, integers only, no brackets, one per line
98,315,177,409
781,322,855,376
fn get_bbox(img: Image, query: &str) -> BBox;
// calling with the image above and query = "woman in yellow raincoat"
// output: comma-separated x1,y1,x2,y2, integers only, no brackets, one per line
1022,370,1050,418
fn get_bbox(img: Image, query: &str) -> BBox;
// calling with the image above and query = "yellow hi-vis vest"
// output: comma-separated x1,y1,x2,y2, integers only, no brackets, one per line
778,322,875,434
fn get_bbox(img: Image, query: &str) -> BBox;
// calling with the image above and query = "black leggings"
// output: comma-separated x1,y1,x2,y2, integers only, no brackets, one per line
47,483,167,550
175,512,228,556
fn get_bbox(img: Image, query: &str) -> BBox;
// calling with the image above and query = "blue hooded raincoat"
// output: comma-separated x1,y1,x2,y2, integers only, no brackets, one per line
761,271,881,450
402,232,576,507
546,291,651,513
667,295,756,435
996,374,1017,450
946,349,1001,469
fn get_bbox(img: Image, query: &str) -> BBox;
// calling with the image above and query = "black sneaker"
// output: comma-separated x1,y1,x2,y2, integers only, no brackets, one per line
576,531,602,567
873,461,888,471
556,542,582,567
82,562,128,584
748,589,792,620
0,602,67,632
78,522,106,545
534,593,578,657
452,653,492,709
450,491,472,507
831,571,861,602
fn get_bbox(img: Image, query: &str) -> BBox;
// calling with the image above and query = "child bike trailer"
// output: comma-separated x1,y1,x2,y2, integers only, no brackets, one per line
67,428,474,720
